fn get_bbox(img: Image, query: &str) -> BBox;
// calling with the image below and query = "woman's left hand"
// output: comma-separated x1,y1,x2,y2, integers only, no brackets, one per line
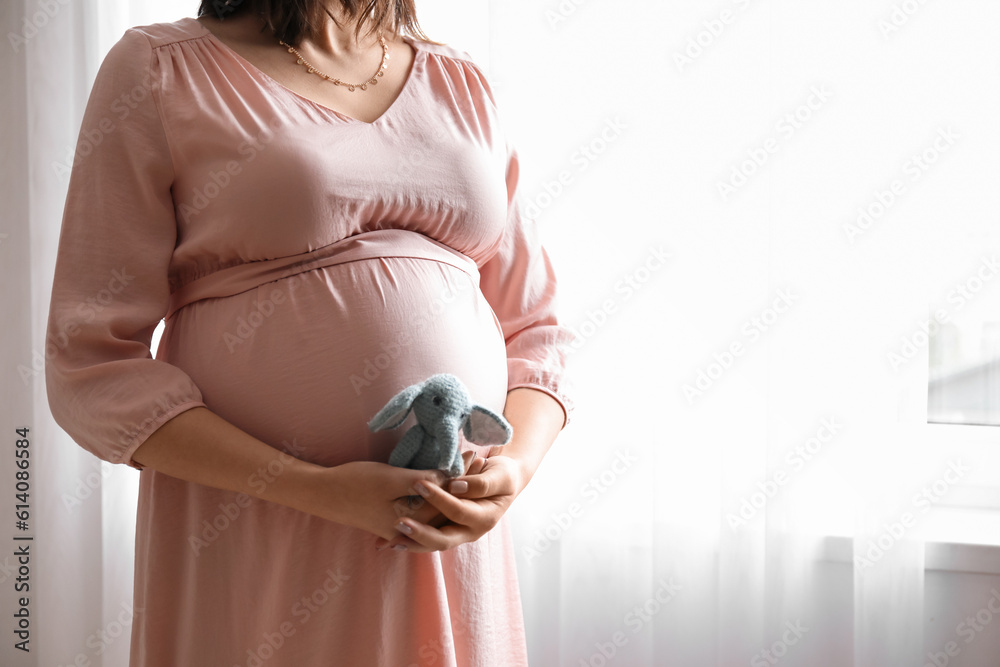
373,445,527,552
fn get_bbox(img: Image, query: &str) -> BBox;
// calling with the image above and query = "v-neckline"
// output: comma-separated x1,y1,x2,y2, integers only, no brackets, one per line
187,16,423,126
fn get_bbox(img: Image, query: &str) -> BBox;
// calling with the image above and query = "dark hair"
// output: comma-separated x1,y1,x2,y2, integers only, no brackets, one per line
196,0,438,46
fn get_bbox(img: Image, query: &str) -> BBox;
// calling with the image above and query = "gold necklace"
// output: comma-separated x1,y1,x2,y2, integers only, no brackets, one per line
278,35,389,92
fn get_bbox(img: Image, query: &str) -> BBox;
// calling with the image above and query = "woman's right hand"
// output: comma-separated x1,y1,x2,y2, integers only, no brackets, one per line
129,406,474,544
288,451,480,543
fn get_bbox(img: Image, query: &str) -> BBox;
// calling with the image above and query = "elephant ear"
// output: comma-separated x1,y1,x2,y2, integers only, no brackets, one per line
462,405,513,445
368,383,423,432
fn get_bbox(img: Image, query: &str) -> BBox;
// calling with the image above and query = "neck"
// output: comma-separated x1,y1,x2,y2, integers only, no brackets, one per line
306,2,381,57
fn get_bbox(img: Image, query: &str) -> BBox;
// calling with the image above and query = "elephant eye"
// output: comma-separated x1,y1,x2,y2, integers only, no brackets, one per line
433,396,442,406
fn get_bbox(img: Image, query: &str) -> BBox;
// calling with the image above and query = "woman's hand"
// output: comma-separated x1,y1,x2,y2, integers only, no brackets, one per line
373,445,528,553
290,450,485,545
372,449,486,550
295,459,450,542
380,450,484,540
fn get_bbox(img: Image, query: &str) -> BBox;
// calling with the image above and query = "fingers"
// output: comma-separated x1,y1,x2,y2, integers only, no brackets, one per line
378,454,482,551
466,453,487,476
375,454,508,552
377,462,517,552
461,449,477,474
375,512,451,551
383,466,446,499
446,453,487,496
390,494,427,522
447,457,517,500
451,454,487,495
413,468,447,493
390,493,452,526
390,520,470,552
384,452,489,499
408,476,485,528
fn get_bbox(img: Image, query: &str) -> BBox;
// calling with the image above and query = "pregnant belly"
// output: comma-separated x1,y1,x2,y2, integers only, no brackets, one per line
157,256,510,467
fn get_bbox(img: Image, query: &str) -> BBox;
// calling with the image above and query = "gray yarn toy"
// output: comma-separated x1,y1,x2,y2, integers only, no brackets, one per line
368,373,512,477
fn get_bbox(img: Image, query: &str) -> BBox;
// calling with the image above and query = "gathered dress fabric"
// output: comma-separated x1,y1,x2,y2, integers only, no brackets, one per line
44,16,575,667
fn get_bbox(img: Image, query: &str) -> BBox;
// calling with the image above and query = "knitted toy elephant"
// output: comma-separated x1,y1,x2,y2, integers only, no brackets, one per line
368,373,512,477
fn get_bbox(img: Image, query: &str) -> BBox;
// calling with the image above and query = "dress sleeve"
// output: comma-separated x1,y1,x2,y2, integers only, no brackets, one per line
477,136,578,430
44,28,207,470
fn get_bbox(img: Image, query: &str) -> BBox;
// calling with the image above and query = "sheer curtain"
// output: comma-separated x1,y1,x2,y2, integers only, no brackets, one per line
494,1,1000,665
5,1,1000,666
5,1,182,665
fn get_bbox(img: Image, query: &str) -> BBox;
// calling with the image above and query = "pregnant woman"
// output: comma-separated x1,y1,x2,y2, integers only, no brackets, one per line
43,1,575,665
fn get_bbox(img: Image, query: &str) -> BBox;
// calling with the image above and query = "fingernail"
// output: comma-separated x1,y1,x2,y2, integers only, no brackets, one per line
415,482,430,498
392,544,407,551
396,522,413,535
451,480,468,494
376,543,388,551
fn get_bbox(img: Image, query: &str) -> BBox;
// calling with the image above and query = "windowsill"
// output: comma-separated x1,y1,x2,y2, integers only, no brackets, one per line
814,507,1000,574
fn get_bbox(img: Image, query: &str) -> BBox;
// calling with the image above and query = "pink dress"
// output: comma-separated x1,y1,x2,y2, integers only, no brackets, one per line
43,16,575,667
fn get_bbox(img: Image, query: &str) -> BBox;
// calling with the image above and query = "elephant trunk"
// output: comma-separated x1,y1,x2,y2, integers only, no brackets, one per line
433,416,464,471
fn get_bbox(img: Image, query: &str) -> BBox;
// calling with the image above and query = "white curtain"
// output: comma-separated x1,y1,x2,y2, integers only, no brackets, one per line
4,1,174,665
495,1,1000,665
5,1,1000,666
